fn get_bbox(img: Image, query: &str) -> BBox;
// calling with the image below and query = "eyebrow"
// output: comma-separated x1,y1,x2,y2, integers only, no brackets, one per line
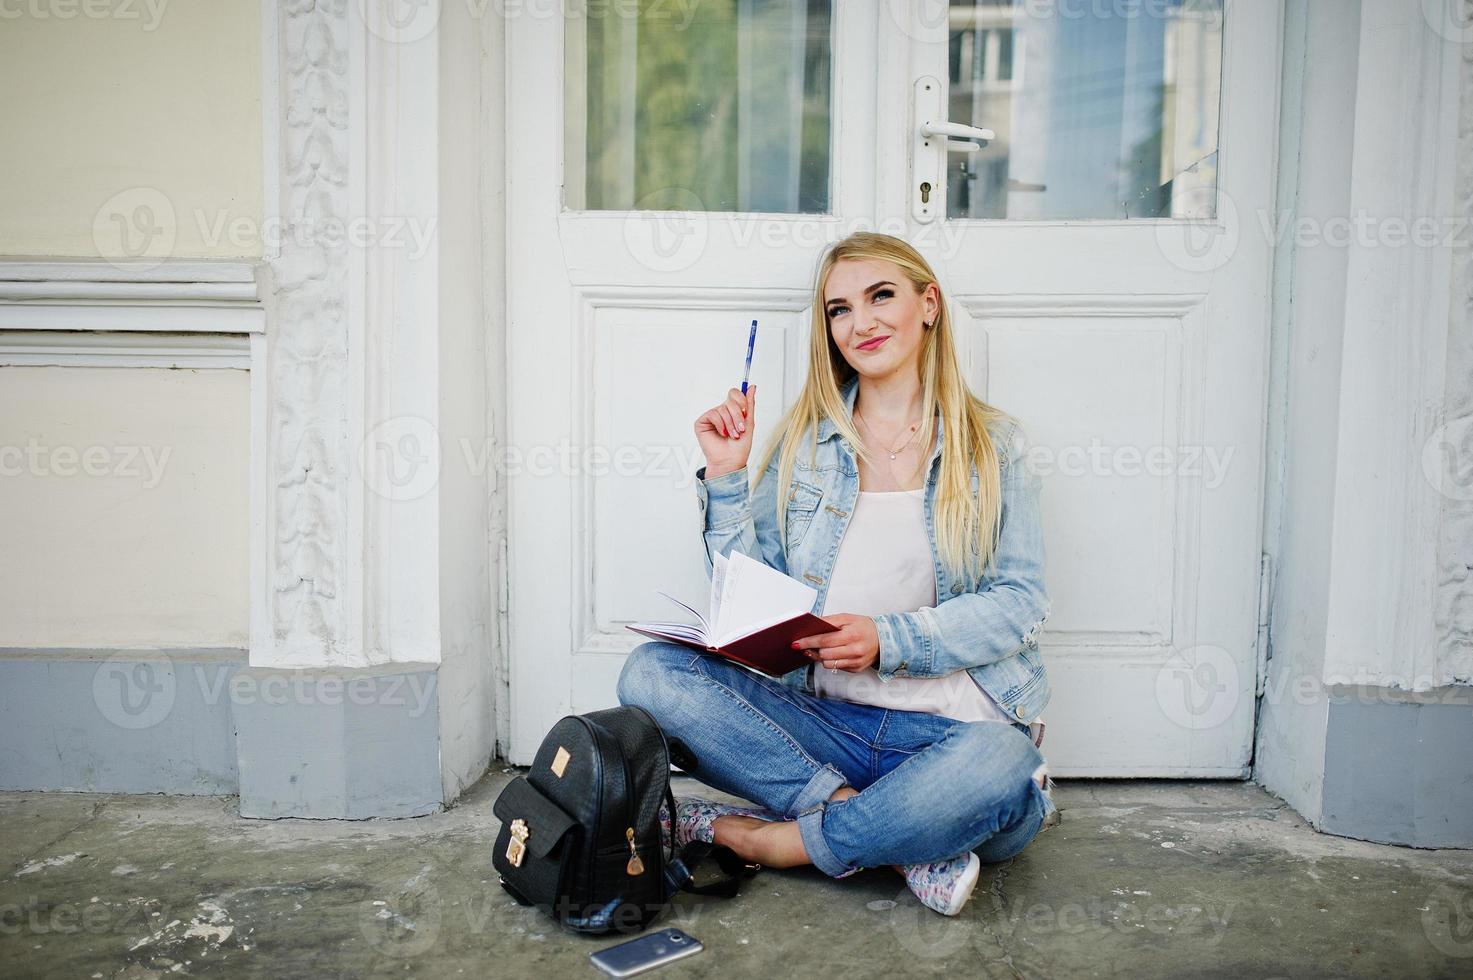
825,281,895,310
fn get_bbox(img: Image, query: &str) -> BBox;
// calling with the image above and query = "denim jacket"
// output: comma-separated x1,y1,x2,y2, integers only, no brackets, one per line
694,376,1052,725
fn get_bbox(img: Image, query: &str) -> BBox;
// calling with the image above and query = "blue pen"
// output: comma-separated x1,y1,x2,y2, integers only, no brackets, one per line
741,319,758,395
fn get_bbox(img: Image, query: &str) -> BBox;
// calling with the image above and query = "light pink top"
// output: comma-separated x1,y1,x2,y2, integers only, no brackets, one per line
815,488,1014,724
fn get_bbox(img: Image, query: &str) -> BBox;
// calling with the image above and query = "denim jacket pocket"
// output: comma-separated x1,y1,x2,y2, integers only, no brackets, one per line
784,480,824,549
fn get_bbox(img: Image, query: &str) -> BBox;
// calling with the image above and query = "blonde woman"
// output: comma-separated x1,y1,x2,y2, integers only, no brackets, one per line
618,232,1057,916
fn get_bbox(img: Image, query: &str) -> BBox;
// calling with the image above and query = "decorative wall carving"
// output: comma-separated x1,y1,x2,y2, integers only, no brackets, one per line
1437,7,1473,684
269,0,352,662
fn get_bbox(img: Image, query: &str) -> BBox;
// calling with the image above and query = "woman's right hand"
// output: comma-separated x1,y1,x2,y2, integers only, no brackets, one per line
695,384,756,479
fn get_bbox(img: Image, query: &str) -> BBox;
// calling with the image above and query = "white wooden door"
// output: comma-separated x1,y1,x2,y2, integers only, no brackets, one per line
505,1,1278,775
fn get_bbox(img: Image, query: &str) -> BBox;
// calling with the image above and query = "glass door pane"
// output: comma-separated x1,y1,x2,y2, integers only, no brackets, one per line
946,0,1224,220
565,0,833,213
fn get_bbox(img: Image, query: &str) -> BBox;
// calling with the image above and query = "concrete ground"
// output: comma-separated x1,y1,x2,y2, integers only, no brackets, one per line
2,772,1471,980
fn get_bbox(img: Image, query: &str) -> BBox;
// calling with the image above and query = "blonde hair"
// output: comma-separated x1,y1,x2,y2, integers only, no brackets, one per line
752,232,1016,582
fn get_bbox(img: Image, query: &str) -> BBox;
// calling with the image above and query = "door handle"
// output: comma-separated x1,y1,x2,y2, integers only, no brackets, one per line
919,120,996,150
913,75,995,223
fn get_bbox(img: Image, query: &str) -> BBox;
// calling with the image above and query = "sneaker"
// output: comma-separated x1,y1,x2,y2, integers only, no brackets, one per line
658,796,779,851
1031,761,1062,835
903,851,982,916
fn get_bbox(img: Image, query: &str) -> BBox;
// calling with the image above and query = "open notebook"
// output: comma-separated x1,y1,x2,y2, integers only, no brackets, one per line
626,551,839,677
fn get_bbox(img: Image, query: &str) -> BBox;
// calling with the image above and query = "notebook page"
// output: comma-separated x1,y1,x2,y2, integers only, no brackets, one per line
708,552,728,634
655,591,709,639
712,551,817,648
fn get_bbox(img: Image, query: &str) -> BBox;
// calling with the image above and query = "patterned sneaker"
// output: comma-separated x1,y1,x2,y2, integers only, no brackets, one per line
903,851,982,916
658,796,779,850
1031,761,1062,834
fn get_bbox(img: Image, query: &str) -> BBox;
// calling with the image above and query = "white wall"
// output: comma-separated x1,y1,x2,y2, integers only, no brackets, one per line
435,0,502,798
1435,6,1473,688
0,0,262,258
1254,0,1359,825
0,365,250,648
1255,0,1469,824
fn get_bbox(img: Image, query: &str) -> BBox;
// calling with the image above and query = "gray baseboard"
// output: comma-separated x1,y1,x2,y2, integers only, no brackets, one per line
232,663,442,819
0,649,244,795
1320,687,1473,848
0,652,447,820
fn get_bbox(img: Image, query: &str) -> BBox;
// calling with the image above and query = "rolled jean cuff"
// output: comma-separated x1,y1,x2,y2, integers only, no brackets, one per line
787,762,846,817
798,804,858,878
788,763,857,879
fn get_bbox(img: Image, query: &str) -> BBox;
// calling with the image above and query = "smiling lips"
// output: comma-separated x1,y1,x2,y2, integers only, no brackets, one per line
856,335,890,352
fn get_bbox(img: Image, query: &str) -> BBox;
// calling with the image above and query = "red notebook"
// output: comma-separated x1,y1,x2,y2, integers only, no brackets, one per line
627,612,838,677
626,552,840,678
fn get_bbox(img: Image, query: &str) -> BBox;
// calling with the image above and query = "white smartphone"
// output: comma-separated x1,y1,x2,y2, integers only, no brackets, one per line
588,928,705,978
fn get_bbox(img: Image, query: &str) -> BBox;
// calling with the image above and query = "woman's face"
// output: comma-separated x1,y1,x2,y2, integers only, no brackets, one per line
823,258,938,383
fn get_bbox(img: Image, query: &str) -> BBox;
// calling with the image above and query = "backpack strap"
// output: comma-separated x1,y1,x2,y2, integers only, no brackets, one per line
660,782,759,899
663,839,760,898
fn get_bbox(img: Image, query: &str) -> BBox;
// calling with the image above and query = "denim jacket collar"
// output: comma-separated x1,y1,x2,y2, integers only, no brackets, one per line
816,374,947,475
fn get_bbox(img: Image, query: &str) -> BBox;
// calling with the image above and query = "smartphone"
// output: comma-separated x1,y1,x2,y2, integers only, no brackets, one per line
589,928,705,978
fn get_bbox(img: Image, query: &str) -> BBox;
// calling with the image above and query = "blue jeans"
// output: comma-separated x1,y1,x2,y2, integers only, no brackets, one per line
616,641,1050,879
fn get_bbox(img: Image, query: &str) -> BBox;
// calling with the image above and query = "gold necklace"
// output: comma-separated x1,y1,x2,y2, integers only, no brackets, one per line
855,410,923,461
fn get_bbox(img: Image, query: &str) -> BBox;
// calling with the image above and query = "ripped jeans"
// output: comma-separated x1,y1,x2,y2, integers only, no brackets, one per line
616,641,1051,878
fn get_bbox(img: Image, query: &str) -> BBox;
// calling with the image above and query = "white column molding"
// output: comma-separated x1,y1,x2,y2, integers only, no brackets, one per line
1323,0,1465,690
1436,0,1473,685
258,0,443,669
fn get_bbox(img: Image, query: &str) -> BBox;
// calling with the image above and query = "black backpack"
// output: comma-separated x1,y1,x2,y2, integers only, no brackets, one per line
491,705,756,934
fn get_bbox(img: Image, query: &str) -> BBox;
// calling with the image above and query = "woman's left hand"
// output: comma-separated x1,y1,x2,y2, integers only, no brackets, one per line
792,613,879,672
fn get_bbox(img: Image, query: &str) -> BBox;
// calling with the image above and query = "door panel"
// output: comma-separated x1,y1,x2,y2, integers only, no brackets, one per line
911,0,1275,774
506,0,1279,775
